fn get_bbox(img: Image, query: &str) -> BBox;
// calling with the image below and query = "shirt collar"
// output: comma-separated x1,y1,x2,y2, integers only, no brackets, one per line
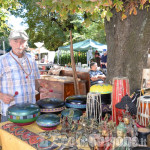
10,50,26,60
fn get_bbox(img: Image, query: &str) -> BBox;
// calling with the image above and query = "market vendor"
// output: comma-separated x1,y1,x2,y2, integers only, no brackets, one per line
0,30,40,122
89,62,106,86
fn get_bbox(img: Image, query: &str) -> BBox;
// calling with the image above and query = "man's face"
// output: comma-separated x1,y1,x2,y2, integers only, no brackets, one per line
91,63,97,71
9,38,27,55
104,52,107,56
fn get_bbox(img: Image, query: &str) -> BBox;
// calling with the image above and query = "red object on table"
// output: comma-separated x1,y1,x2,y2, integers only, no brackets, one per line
112,77,130,125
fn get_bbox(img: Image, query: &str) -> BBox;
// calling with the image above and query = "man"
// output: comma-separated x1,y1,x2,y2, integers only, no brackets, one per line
101,49,107,74
89,62,106,86
0,30,40,122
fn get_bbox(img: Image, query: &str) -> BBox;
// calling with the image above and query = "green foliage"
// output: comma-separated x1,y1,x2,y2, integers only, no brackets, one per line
55,51,87,65
0,0,19,33
0,34,11,51
40,0,150,22
11,0,106,51
11,0,69,50
0,0,19,51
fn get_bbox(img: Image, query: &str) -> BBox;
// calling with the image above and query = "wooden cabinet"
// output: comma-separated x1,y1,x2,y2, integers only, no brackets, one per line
60,70,90,93
38,79,86,101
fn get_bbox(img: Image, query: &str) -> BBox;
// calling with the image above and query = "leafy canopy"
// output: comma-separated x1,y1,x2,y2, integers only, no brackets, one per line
38,0,150,21
11,0,106,50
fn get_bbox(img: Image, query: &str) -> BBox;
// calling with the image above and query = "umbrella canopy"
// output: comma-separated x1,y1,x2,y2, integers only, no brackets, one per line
58,39,107,52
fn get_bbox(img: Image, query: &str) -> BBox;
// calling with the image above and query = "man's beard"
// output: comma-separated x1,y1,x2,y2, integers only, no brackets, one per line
14,48,25,54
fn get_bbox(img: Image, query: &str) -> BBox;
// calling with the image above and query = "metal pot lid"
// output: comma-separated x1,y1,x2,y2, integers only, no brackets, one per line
36,98,65,109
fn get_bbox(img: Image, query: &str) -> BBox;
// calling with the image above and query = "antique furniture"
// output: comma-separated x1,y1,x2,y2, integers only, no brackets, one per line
38,75,86,100
59,69,90,93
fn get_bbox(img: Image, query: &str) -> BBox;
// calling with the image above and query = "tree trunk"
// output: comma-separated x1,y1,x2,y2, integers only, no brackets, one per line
70,30,80,95
105,8,150,93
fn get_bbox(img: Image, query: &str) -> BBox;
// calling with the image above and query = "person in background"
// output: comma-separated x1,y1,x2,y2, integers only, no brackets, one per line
35,54,39,60
0,30,40,122
101,49,107,74
89,62,106,86
95,52,101,67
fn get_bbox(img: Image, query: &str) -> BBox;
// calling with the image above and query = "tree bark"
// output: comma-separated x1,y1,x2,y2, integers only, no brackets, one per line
70,30,80,95
105,8,150,93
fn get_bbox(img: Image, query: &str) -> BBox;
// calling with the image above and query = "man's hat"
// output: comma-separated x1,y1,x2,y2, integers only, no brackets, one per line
103,49,107,52
115,94,137,115
9,30,29,40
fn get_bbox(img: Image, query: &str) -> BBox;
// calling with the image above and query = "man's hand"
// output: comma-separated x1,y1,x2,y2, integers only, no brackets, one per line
1,93,14,104
91,75,106,81
97,75,106,81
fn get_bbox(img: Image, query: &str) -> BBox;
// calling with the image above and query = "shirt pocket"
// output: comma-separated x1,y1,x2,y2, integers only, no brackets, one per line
3,66,19,80
2,67,14,90
3,67,12,79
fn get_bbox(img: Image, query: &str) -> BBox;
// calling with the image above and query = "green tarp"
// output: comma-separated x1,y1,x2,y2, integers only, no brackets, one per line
58,39,107,52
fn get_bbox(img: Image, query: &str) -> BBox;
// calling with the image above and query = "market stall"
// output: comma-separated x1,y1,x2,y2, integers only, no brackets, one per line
57,39,107,65
1,75,150,149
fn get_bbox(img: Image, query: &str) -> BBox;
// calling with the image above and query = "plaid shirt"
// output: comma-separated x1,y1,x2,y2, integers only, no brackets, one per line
89,70,104,86
0,51,40,116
